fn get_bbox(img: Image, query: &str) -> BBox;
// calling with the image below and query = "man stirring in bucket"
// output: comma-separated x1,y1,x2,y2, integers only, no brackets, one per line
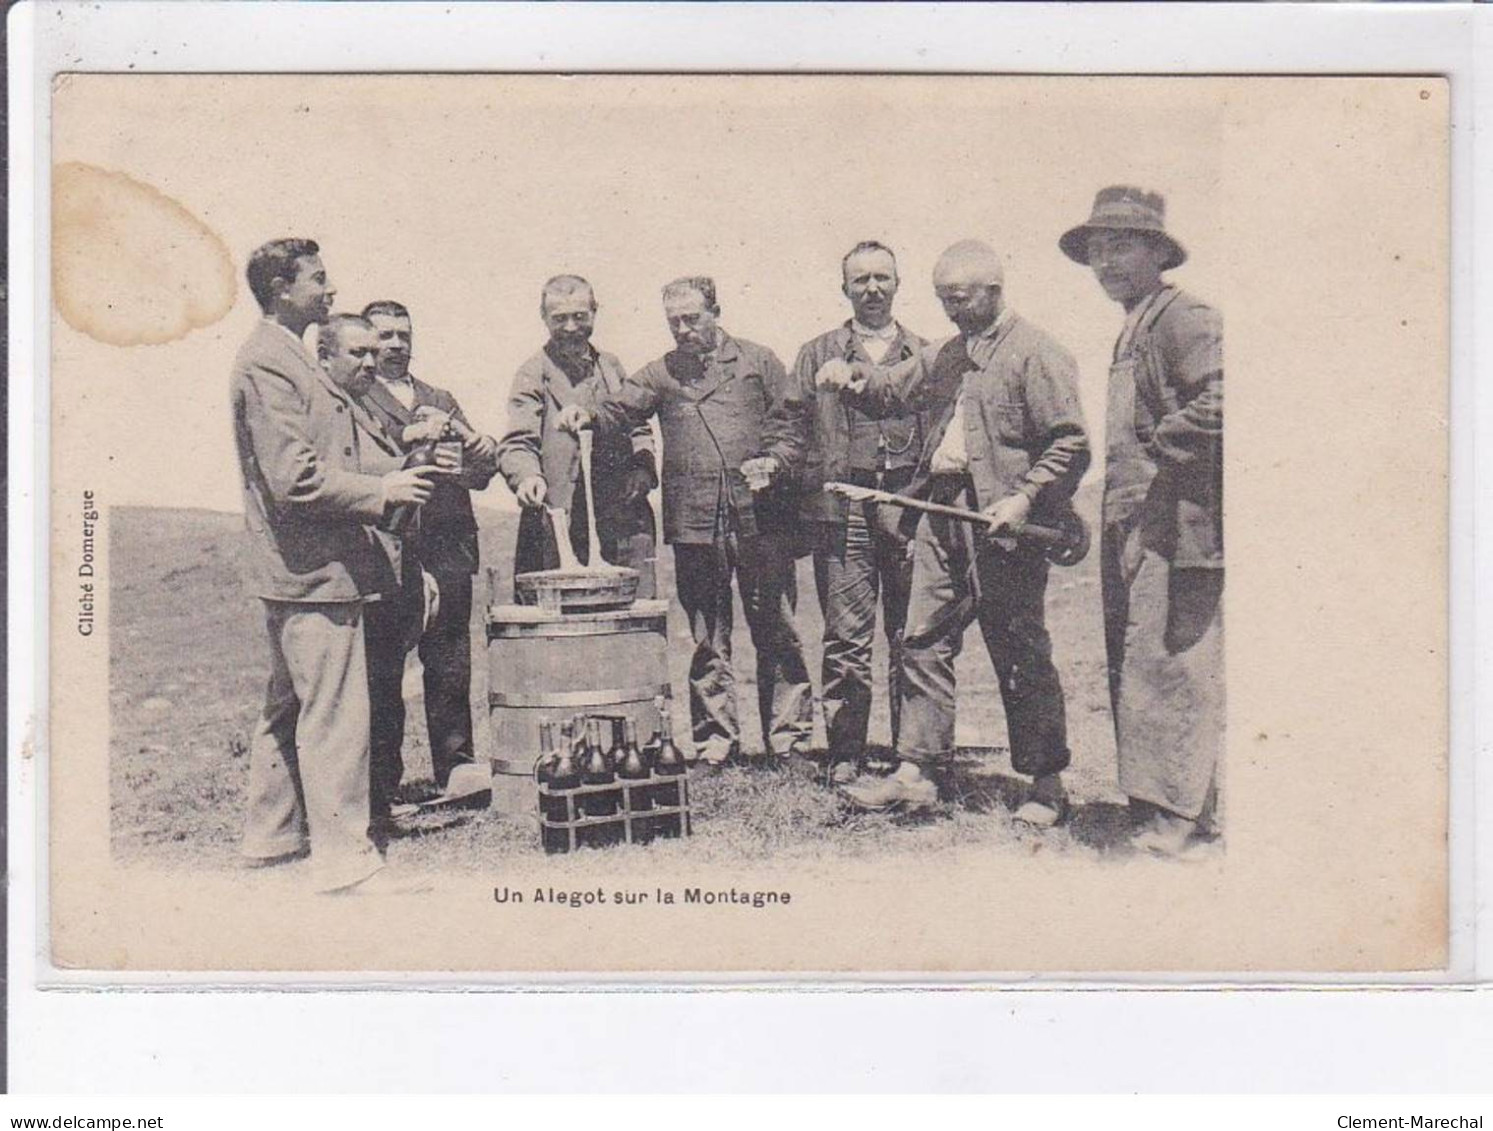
497,275,659,597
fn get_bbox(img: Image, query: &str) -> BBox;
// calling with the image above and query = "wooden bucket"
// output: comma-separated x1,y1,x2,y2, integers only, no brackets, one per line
485,596,671,813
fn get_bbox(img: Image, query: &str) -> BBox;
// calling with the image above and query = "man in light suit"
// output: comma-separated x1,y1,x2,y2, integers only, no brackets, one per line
231,239,435,893
358,300,498,798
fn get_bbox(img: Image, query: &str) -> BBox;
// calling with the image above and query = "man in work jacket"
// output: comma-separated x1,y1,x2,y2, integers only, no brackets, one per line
791,240,926,783
1061,186,1223,857
829,240,1090,820
231,239,435,893
556,276,813,768
496,274,658,597
358,300,499,800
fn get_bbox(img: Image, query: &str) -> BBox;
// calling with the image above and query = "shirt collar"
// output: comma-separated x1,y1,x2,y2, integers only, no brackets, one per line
376,372,415,388
965,306,1014,346
851,319,899,342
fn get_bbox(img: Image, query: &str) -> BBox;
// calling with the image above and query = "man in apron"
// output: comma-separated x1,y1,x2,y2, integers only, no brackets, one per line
496,275,659,596
1060,186,1224,857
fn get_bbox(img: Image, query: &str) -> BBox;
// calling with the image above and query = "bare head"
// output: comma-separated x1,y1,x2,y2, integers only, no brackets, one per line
932,240,1004,335
661,276,720,355
841,241,899,329
317,314,379,398
246,238,335,332
540,275,597,357
361,300,412,381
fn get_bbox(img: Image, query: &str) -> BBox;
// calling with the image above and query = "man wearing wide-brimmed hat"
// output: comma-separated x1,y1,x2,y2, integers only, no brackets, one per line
1061,186,1224,858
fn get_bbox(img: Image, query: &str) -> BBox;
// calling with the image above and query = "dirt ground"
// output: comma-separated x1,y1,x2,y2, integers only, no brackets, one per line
109,487,1142,873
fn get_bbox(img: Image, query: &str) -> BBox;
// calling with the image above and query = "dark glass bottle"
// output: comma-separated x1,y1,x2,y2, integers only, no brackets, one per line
581,717,617,819
618,717,651,810
652,698,685,837
545,720,582,853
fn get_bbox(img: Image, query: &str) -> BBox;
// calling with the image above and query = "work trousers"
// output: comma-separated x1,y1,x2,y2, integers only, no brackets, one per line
672,531,814,763
1103,523,1224,821
364,570,423,814
242,600,382,892
366,565,478,804
899,508,1071,778
811,503,912,762
418,566,476,789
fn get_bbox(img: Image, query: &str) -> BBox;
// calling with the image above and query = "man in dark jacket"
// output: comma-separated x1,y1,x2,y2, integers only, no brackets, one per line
832,241,1090,820
358,300,499,797
791,241,926,782
556,277,813,768
1061,186,1223,857
496,275,658,595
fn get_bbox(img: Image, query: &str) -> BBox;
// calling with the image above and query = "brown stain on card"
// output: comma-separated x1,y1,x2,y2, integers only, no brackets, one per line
52,162,236,345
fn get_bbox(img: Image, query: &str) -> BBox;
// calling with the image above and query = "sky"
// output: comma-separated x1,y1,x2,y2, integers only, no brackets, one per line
52,74,1222,514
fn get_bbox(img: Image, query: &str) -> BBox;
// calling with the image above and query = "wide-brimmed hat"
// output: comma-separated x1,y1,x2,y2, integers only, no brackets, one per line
1059,186,1187,270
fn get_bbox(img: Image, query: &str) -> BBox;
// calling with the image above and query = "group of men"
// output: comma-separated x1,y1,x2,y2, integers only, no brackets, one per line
231,240,497,893
229,183,1223,891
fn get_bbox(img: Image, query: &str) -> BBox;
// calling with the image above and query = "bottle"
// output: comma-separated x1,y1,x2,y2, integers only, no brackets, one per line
580,717,617,819
618,717,652,819
432,417,465,478
544,720,582,854
652,697,685,838
536,721,565,854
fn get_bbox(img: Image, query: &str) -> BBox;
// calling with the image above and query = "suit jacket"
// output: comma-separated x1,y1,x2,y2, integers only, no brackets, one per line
496,343,656,551
791,321,927,525
360,374,497,575
230,320,403,603
591,332,807,544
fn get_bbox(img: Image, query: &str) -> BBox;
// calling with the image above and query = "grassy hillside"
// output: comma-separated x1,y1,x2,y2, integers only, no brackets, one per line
109,484,1126,871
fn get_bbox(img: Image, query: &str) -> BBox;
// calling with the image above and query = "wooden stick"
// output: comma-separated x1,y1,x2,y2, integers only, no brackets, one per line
579,429,603,569
824,480,1066,548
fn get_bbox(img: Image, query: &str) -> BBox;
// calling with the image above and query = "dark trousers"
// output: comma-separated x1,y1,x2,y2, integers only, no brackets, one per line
365,565,477,811
363,586,417,818
900,504,1071,778
812,503,912,762
673,532,814,763
419,566,476,789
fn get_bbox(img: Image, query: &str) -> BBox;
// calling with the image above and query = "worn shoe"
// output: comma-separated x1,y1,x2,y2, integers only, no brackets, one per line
239,845,309,871
827,759,860,786
327,865,435,897
840,760,939,813
1012,773,1068,829
1131,810,1198,858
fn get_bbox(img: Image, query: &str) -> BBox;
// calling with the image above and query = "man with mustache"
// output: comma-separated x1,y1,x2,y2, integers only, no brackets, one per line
232,241,435,892
791,241,926,784
555,276,813,768
1060,186,1223,857
496,275,658,595
358,300,499,802
829,240,1090,820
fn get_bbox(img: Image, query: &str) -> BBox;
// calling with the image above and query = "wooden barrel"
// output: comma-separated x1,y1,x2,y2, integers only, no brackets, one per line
486,597,672,787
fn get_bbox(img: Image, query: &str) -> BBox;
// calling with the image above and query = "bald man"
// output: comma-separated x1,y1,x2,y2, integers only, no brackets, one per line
831,240,1090,820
